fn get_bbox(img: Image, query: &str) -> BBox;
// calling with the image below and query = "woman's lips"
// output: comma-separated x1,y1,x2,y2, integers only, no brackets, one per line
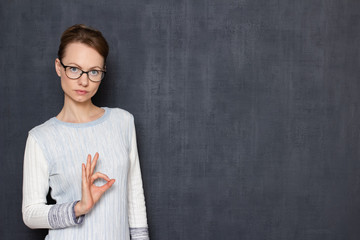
75,90,88,95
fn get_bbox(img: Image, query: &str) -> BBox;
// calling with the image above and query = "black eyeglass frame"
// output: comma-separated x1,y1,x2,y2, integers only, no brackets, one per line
59,60,106,82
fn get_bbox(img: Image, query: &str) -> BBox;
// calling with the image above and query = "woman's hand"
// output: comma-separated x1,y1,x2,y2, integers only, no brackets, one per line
74,153,115,217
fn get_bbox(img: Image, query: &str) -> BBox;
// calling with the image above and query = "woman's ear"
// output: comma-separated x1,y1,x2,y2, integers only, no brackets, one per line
55,58,62,77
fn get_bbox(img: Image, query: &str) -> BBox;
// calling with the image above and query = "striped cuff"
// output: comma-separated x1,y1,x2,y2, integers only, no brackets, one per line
130,227,149,240
48,201,84,229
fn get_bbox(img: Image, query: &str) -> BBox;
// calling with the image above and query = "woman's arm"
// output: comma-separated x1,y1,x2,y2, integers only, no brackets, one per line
22,134,52,228
127,117,149,239
22,134,83,229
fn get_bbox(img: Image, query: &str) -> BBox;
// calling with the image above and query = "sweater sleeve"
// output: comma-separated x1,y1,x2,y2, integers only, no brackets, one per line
127,117,149,240
22,134,84,229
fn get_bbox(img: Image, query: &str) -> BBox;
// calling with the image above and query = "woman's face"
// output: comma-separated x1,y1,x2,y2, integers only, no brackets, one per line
55,42,105,105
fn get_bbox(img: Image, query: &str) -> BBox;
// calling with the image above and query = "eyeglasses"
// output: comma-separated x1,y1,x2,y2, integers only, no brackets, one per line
59,60,106,82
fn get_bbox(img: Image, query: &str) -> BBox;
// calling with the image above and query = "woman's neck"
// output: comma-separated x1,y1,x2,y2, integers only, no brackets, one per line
56,98,104,123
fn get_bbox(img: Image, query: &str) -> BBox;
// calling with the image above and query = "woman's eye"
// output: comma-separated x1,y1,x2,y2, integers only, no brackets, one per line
90,70,99,76
69,67,79,73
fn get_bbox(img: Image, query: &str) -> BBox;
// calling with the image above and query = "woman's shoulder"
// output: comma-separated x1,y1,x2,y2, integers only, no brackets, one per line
27,117,59,145
106,107,134,121
28,117,57,135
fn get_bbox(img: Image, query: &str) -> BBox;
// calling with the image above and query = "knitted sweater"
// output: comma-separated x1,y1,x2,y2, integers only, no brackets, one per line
22,107,149,240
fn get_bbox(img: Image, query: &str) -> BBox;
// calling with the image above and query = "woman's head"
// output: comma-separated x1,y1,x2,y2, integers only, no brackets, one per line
58,24,109,65
55,24,109,105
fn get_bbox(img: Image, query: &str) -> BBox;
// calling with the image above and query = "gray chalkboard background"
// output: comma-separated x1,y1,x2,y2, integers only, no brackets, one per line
1,0,360,239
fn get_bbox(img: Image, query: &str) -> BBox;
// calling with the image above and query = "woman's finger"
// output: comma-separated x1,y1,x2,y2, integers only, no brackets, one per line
86,154,91,179
81,163,86,184
90,152,99,175
98,179,116,193
91,172,111,183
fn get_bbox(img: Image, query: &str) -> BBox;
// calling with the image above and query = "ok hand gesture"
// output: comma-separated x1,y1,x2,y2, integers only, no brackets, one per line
74,153,115,217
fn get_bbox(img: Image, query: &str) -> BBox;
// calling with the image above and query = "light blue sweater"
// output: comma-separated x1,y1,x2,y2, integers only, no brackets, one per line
22,107,149,240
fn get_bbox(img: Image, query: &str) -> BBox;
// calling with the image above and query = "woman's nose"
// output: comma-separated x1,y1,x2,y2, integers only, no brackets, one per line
78,73,89,86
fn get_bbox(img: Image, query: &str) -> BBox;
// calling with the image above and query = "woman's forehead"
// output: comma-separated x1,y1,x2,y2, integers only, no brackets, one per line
62,42,104,67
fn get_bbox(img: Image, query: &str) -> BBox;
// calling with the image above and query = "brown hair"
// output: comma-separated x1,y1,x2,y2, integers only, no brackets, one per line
57,24,109,64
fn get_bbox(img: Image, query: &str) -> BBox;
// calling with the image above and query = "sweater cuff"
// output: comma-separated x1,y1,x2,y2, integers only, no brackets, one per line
130,227,149,240
48,201,84,229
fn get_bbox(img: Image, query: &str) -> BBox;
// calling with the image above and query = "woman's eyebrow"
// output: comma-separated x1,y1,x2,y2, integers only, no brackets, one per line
67,62,103,69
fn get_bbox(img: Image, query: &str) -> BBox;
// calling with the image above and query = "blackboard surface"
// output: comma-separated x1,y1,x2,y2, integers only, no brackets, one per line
1,0,360,239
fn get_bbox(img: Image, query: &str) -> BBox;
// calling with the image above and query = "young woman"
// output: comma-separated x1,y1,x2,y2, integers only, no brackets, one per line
22,24,149,240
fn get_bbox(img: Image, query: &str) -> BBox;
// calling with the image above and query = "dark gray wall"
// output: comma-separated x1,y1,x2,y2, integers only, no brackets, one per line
1,0,360,239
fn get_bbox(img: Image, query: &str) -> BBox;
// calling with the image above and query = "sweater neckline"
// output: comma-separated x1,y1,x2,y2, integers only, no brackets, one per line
51,107,110,128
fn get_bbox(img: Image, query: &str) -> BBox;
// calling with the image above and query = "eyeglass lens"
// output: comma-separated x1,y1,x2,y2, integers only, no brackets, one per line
65,67,104,82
